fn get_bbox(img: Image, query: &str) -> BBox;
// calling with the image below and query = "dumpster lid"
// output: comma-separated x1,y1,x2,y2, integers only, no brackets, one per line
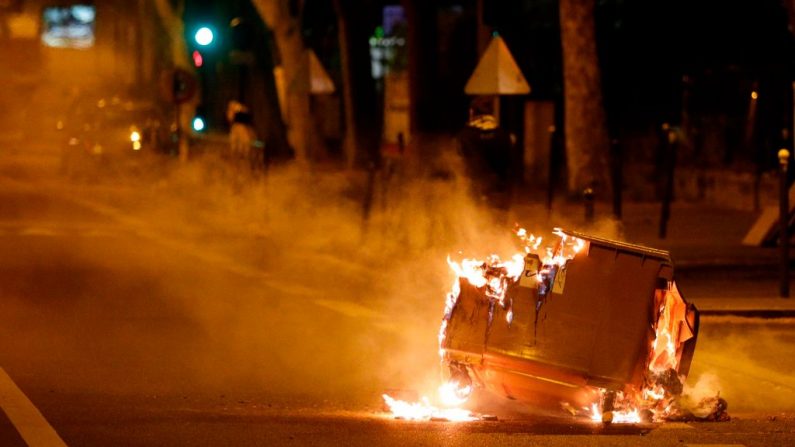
561,229,671,262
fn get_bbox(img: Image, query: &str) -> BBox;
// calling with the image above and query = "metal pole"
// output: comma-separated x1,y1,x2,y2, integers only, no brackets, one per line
476,0,489,55
659,129,677,239
546,125,556,215
135,0,146,86
361,159,377,235
583,185,594,226
611,138,622,220
176,103,188,163
779,148,790,298
493,95,501,127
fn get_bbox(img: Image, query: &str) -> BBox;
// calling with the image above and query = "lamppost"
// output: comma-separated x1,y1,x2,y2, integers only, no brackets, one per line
779,148,790,298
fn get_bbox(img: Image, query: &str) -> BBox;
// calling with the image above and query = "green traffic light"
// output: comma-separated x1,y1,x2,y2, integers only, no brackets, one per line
194,27,214,46
192,116,206,132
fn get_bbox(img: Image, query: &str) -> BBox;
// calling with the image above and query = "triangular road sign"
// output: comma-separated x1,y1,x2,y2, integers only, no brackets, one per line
465,35,530,95
308,49,335,95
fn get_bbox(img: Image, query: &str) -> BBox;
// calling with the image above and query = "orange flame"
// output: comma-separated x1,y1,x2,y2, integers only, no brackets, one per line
650,282,692,372
446,254,525,304
586,282,695,423
389,229,589,422
588,402,642,424
382,391,477,422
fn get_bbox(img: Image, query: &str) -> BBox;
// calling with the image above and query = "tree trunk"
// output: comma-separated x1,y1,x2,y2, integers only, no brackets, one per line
559,0,611,197
152,0,190,69
476,0,490,55
251,0,313,163
152,0,197,162
332,0,358,169
403,0,435,135
784,0,795,33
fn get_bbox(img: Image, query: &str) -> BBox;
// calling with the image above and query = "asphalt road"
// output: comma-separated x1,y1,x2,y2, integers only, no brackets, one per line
0,151,794,446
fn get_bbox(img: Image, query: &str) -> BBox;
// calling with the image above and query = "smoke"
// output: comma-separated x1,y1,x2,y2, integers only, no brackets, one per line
10,141,537,406
0,43,676,414
685,317,795,413
682,372,722,404
52,138,648,408
123,150,795,415
21,120,791,419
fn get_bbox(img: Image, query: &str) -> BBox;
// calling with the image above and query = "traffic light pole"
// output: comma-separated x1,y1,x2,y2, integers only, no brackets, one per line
169,68,197,163
176,103,189,163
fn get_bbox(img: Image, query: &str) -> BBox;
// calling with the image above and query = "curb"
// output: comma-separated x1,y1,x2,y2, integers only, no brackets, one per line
698,309,795,318
691,297,795,318
676,259,795,269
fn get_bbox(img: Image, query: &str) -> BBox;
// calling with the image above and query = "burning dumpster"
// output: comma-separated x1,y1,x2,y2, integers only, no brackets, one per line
439,229,699,422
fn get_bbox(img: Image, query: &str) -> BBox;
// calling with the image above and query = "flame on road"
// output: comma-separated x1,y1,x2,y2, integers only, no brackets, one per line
382,393,477,422
588,402,642,424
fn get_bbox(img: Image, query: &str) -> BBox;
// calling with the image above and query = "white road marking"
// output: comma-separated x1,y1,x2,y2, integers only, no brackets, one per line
0,221,125,239
18,228,59,237
0,367,67,447
314,299,383,319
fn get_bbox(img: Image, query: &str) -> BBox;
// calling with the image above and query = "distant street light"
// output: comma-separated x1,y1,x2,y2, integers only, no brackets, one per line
194,27,214,46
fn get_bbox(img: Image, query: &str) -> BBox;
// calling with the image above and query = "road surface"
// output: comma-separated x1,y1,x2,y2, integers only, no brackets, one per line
0,150,793,446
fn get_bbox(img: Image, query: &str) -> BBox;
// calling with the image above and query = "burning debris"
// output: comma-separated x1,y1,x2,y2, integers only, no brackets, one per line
381,394,478,422
384,227,726,424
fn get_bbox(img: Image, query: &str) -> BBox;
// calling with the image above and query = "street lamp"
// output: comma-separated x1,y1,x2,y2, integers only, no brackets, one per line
779,148,790,298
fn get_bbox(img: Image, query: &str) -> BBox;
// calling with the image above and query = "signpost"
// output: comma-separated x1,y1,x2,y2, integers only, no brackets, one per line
169,68,198,105
780,148,790,298
463,35,530,205
465,35,530,94
161,68,197,162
